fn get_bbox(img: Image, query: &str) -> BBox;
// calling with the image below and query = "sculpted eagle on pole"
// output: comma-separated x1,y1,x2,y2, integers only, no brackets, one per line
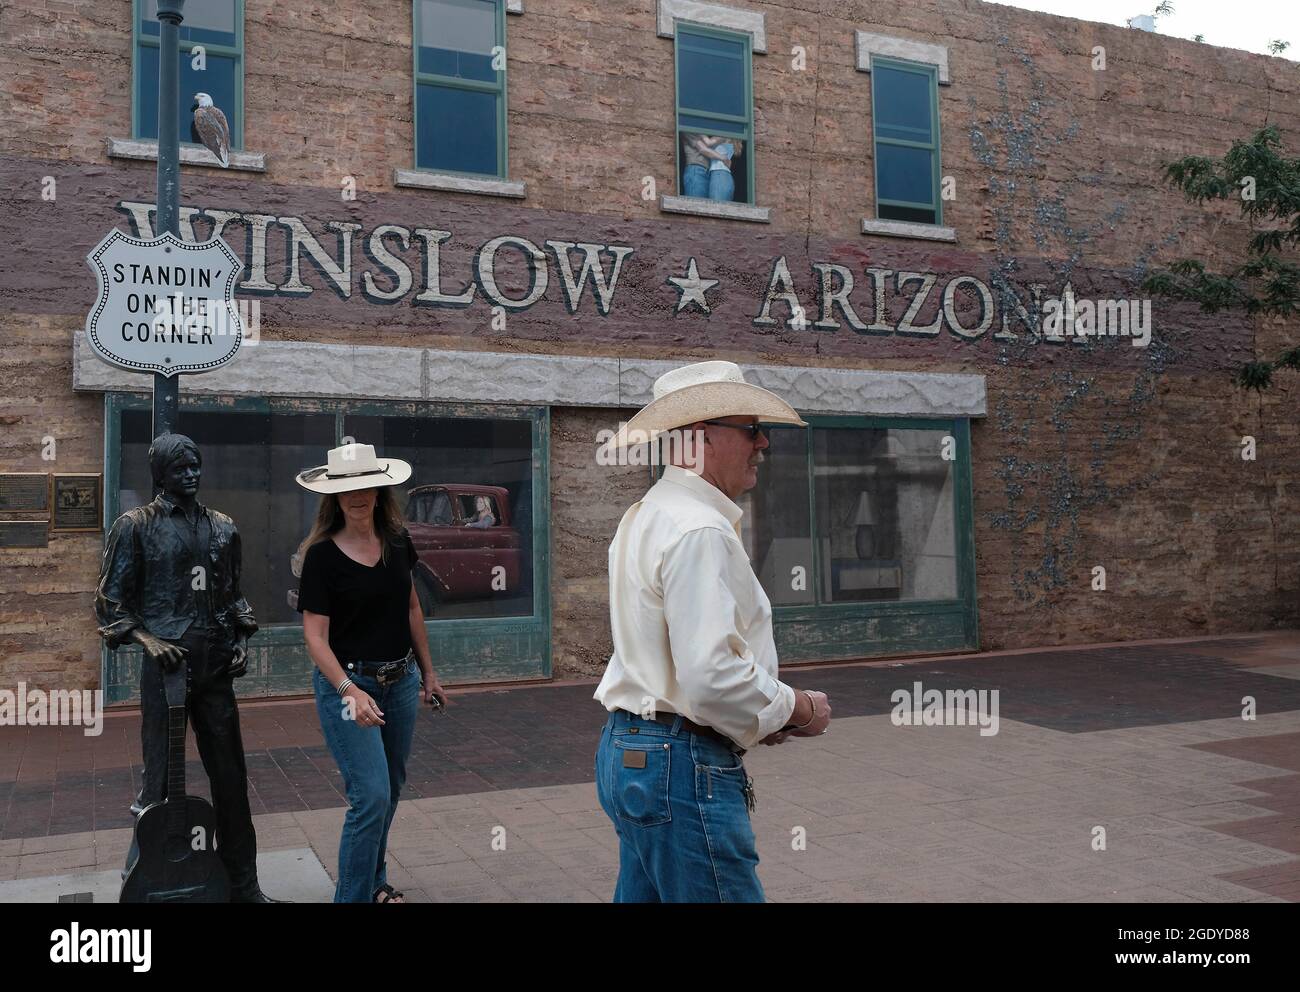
190,92,230,168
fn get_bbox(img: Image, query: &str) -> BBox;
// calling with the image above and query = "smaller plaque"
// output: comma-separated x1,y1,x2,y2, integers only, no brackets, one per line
51,474,103,533
0,473,50,514
0,521,49,548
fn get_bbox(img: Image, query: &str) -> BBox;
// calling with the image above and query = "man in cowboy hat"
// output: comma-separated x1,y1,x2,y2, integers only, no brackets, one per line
96,433,280,902
594,360,833,903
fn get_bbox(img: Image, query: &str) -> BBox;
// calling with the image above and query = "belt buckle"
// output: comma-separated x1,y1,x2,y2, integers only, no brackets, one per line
374,661,404,686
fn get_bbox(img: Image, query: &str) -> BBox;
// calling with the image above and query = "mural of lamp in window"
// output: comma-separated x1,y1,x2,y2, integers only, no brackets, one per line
852,490,877,559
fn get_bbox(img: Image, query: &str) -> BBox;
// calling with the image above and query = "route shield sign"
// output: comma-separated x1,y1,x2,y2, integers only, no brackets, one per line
85,229,244,378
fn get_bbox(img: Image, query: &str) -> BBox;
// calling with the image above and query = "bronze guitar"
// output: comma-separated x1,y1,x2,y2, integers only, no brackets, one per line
120,662,231,903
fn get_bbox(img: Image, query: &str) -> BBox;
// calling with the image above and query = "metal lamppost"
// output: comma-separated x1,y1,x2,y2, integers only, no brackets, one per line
153,0,186,439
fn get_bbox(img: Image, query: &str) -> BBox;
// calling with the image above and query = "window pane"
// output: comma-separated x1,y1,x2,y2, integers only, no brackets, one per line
137,47,239,146
419,0,498,82
416,83,499,175
677,33,746,117
141,0,238,47
344,415,534,620
745,427,814,605
873,65,932,143
876,143,934,207
812,428,957,603
880,203,937,225
120,408,337,627
677,114,745,136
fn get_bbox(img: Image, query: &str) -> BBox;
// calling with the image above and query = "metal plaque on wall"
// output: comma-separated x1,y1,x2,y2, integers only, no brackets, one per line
0,473,50,514
0,521,49,548
51,474,102,532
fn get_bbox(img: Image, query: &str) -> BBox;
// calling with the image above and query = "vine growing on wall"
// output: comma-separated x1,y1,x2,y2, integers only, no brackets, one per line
968,30,1196,609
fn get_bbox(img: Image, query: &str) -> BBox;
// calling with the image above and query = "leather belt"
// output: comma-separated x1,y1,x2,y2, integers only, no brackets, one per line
344,651,413,686
619,709,745,756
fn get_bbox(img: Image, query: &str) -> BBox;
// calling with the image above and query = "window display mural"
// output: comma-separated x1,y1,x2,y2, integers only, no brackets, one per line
118,408,535,628
747,422,958,608
343,414,533,620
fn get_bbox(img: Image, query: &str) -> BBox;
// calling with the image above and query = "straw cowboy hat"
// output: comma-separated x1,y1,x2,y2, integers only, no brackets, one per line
295,442,413,495
604,360,807,450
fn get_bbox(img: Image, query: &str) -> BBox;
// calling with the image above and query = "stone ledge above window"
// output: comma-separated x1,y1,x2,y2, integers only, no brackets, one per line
657,0,767,53
107,137,266,172
855,31,950,83
72,335,987,418
660,194,770,223
861,217,956,243
506,0,523,12
394,169,526,199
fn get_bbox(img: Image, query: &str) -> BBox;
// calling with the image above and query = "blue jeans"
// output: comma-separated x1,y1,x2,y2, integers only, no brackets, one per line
595,710,764,903
314,655,420,903
683,164,709,199
708,168,735,202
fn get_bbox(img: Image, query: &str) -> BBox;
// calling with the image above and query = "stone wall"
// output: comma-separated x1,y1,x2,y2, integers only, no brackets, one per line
0,0,1296,688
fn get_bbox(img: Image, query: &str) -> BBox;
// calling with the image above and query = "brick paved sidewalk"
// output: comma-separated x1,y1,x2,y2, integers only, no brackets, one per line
3,631,1299,902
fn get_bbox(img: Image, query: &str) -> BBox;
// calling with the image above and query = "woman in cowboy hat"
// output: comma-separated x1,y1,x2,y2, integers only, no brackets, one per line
294,442,449,903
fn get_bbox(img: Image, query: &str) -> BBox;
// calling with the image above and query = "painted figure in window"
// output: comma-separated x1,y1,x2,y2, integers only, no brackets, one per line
681,134,742,203
465,495,496,529
681,131,712,198
698,135,742,203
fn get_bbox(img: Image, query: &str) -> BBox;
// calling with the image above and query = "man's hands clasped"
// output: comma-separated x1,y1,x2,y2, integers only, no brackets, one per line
761,689,831,746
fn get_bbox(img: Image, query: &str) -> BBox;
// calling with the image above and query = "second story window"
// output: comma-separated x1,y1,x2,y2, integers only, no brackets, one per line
870,56,941,226
674,24,754,206
133,0,243,149
414,0,507,178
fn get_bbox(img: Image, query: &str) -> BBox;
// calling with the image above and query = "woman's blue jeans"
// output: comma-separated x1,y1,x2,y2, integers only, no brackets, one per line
595,710,765,903
314,656,420,903
708,168,735,202
683,164,709,199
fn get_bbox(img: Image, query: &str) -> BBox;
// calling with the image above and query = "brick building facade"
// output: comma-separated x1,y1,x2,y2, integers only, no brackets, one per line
0,0,1296,699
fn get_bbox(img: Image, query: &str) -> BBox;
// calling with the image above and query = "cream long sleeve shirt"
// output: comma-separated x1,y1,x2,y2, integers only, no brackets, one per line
594,465,797,749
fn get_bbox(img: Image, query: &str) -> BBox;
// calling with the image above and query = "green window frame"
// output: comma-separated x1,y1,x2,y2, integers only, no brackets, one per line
673,22,756,205
869,55,942,226
412,0,509,179
101,392,552,702
131,0,245,150
761,415,977,662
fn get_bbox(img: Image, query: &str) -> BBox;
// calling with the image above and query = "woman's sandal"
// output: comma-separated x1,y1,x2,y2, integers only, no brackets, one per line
373,883,405,904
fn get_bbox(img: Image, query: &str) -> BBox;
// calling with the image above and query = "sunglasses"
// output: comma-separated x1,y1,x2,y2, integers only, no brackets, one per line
702,420,768,440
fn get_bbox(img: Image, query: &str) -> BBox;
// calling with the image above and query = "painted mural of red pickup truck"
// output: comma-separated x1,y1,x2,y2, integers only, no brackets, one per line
404,484,522,609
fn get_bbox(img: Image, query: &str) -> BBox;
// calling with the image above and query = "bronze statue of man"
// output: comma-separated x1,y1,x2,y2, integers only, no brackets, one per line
95,432,278,902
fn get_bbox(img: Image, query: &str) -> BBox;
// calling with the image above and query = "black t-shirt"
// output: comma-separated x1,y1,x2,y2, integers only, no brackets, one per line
296,530,419,664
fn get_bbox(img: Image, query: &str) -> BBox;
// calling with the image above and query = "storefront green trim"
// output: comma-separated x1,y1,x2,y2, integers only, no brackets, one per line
772,414,978,662
100,391,552,703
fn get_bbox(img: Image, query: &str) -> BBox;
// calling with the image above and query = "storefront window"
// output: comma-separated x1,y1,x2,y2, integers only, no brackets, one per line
747,427,814,605
812,427,956,602
344,414,533,620
749,421,959,606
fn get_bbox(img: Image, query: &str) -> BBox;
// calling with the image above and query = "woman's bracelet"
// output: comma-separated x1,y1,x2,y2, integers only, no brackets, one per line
790,690,818,731
337,677,354,698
